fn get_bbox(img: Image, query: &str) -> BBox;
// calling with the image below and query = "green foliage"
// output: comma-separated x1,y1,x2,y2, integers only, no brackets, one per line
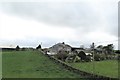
21,48,26,51
103,44,114,54
55,50,69,61
36,44,41,49
2,51,82,78
77,51,86,61
94,54,101,61
114,50,120,54
99,54,106,60
85,56,92,62
16,45,20,51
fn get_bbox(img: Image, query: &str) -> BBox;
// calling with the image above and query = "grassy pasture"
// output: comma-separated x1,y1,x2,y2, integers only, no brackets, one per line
2,50,82,78
68,60,118,78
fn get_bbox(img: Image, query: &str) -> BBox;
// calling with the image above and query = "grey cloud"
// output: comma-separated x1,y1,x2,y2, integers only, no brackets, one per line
0,1,118,48
0,36,59,48
0,2,102,28
0,2,116,37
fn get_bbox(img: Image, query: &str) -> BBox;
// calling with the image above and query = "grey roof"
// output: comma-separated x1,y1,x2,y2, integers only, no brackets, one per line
49,43,71,52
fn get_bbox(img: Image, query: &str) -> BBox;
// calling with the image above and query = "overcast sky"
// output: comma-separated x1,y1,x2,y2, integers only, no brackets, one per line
0,0,119,49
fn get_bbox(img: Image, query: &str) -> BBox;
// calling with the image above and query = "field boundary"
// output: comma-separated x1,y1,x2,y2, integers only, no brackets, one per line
40,50,118,80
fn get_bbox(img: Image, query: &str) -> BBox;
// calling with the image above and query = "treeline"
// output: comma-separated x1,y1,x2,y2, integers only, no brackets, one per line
2,48,15,51
114,50,120,54
1,44,42,51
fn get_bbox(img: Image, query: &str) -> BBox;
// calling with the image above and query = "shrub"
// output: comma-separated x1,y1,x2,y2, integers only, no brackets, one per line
85,56,92,62
94,54,101,61
100,54,106,60
21,48,26,51
55,50,68,61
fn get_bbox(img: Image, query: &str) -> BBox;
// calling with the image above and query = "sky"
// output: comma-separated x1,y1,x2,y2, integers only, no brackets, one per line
0,0,119,49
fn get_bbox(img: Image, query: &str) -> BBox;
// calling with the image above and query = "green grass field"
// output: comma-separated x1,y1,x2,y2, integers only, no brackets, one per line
68,60,118,78
2,50,82,78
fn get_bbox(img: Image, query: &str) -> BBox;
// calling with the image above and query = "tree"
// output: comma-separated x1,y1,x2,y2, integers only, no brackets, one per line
16,45,20,51
97,45,103,54
77,51,86,61
36,44,41,49
97,45,103,49
21,48,26,51
103,44,114,54
107,44,114,54
115,50,120,54
100,53,106,60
